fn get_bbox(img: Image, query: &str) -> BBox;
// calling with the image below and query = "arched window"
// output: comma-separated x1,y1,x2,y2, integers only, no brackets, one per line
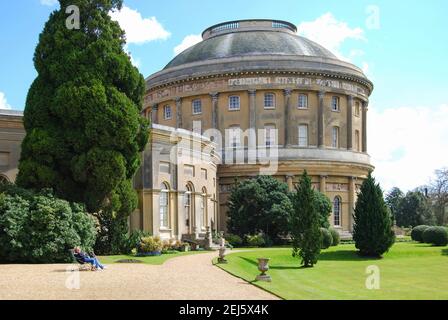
333,196,342,226
184,183,194,228
0,175,9,184
200,187,207,229
160,183,170,228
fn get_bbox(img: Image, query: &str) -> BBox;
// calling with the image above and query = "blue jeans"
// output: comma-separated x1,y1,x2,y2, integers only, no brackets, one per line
84,257,104,269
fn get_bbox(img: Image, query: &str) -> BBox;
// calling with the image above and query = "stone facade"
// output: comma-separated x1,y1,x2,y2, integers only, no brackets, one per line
144,19,375,233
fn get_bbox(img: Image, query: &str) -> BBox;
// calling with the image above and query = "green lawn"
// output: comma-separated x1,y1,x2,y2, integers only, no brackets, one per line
99,250,208,265
216,242,448,300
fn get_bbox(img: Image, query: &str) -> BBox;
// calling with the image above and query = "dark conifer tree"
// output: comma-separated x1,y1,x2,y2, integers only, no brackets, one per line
290,171,321,267
353,173,395,257
17,0,149,254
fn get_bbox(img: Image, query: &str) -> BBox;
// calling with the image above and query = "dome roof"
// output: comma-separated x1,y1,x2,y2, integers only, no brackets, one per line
147,20,371,91
165,30,337,69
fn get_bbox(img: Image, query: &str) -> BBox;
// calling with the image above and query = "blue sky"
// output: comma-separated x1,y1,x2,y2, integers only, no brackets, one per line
0,0,447,191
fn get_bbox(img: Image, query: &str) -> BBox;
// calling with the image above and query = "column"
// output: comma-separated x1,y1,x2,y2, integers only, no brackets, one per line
286,175,294,191
319,175,327,193
362,101,368,153
348,177,356,232
175,97,182,128
210,92,219,129
248,90,257,151
318,91,325,148
151,104,159,125
347,95,353,150
284,89,292,146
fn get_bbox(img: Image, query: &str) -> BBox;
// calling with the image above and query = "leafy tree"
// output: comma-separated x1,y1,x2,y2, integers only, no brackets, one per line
353,173,395,257
397,191,434,227
429,168,448,225
0,185,96,263
16,0,149,254
227,175,292,243
314,190,332,228
385,187,404,223
290,171,321,267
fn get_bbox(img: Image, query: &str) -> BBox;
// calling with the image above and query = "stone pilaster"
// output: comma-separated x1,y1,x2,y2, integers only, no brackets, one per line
284,89,292,146
286,175,294,191
210,92,219,129
319,175,327,193
248,90,257,150
347,95,353,150
362,101,368,153
348,177,356,232
175,97,182,128
318,91,325,148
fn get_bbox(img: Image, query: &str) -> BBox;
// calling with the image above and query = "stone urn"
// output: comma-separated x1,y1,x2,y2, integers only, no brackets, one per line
256,258,272,282
218,246,227,264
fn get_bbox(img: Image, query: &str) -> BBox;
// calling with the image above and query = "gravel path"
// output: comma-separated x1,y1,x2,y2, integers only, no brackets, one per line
0,251,278,300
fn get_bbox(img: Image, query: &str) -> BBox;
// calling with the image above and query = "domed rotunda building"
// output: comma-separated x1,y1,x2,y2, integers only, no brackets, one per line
142,19,374,237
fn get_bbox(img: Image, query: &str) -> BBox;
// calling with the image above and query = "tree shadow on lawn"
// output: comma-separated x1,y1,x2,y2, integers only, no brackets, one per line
319,250,382,262
442,248,448,256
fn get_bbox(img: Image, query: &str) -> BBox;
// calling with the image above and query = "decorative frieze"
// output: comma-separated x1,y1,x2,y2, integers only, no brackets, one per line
146,75,368,103
327,183,349,192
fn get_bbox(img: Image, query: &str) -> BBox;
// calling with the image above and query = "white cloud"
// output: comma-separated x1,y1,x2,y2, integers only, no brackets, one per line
174,34,202,55
297,13,365,60
368,104,448,192
0,92,12,110
40,0,58,6
361,62,369,75
109,5,170,45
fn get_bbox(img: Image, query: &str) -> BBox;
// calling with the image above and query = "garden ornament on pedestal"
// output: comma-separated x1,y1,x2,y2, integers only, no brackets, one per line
218,246,227,264
256,258,272,282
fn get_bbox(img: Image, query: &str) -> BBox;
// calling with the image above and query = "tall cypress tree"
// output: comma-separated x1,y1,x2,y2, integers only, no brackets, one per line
290,171,321,267
353,173,395,257
16,0,149,254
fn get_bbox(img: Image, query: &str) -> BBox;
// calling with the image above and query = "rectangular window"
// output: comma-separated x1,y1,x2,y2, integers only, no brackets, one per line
159,162,170,174
332,127,339,148
298,125,308,147
184,165,195,177
264,125,276,146
331,96,340,112
354,101,360,117
192,99,202,115
264,93,275,109
228,96,240,111
164,105,172,120
298,94,308,109
228,126,241,147
201,168,208,180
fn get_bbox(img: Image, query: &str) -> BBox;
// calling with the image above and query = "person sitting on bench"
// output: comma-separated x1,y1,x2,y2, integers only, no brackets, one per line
73,247,106,270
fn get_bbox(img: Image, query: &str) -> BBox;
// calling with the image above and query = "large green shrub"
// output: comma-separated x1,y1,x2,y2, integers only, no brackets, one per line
245,234,266,247
422,227,448,246
138,236,163,254
0,187,96,263
411,225,429,242
320,228,333,249
225,234,243,247
227,175,292,244
329,227,340,246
